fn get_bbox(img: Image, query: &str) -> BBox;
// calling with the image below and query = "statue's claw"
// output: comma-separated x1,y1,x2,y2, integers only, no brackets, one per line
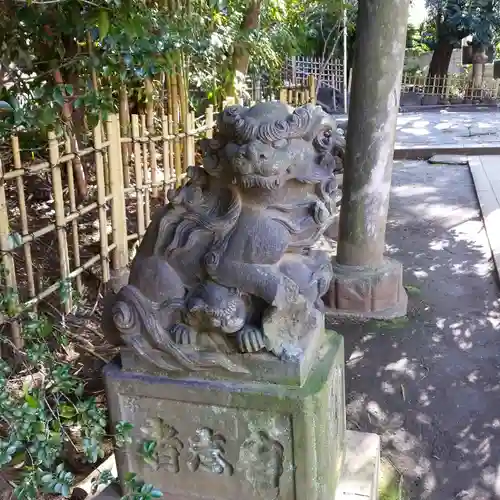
170,323,198,345
237,326,266,353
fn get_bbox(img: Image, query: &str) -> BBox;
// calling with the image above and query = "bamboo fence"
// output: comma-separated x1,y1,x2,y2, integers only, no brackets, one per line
279,75,317,107
401,72,500,100
283,56,344,95
0,106,215,352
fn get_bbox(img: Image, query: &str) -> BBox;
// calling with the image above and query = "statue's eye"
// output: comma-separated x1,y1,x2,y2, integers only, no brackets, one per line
272,139,288,149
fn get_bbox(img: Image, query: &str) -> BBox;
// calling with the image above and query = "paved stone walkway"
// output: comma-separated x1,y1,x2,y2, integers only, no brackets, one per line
395,110,500,148
329,162,500,500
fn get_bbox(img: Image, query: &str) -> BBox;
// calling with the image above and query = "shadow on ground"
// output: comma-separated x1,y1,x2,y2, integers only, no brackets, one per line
328,162,500,500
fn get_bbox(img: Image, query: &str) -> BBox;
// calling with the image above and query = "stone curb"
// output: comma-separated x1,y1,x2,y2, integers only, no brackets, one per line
335,431,380,500
467,156,500,286
400,104,500,113
394,145,500,160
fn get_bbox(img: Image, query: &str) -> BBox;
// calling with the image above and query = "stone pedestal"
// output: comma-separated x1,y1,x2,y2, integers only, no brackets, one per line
326,259,407,320
104,331,347,500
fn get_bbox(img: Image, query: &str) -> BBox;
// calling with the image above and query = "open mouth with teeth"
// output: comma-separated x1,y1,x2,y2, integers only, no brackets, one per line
233,174,282,189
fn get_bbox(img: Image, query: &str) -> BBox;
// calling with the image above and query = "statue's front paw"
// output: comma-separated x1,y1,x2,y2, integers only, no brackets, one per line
170,323,198,345
237,326,266,353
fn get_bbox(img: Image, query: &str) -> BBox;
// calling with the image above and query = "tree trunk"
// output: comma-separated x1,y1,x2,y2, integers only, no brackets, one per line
426,38,454,94
225,0,261,99
469,45,487,100
53,69,88,200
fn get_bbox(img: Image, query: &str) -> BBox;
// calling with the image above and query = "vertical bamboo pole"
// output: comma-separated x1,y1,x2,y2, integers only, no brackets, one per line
48,131,72,313
162,115,171,202
64,134,82,294
308,75,316,105
106,115,128,274
0,156,21,349
173,113,182,189
168,114,175,187
160,72,166,116
166,73,173,116
93,120,110,284
119,85,131,188
145,78,158,198
170,69,179,123
177,70,188,134
132,115,146,238
183,110,190,172
140,115,151,225
11,136,35,303
87,31,110,200
185,112,195,169
205,105,214,139
103,124,111,195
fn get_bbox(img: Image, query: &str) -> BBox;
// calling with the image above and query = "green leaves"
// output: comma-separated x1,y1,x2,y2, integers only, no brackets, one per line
83,436,106,464
115,421,134,447
24,394,40,410
91,469,117,494
0,307,165,500
99,9,110,41
139,440,158,467
0,439,21,467
52,86,65,108
427,0,500,46
40,464,74,497
122,473,163,500
58,279,72,306
0,316,110,499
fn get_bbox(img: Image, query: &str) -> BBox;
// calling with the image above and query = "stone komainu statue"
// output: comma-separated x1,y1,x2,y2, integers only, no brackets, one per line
103,101,340,373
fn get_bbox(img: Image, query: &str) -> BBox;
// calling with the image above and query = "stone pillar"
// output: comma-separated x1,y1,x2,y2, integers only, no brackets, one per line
327,0,410,319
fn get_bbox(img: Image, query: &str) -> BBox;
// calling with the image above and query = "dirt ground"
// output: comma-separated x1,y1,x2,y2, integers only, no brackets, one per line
328,161,500,500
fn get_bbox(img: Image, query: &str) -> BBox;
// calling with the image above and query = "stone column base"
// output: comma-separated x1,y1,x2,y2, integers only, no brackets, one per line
325,258,408,320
